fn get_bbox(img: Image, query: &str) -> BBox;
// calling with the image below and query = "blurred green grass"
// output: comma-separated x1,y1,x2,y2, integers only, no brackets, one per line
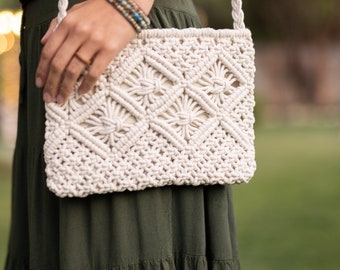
234,125,340,270
1,125,340,269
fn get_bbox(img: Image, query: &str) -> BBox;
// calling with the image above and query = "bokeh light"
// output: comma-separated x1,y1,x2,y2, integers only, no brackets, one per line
0,9,22,55
0,34,8,53
11,11,22,36
0,32,15,54
0,10,13,34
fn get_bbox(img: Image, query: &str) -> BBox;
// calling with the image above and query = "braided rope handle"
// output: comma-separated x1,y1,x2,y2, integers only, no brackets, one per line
56,0,68,27
232,0,245,29
56,0,246,29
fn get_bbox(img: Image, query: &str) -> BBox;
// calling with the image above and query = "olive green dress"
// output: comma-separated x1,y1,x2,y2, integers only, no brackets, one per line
5,0,241,269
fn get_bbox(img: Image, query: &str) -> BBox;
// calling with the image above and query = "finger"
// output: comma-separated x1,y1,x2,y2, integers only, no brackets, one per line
77,50,114,95
56,50,95,104
42,32,90,103
55,40,99,103
41,18,57,45
35,22,70,89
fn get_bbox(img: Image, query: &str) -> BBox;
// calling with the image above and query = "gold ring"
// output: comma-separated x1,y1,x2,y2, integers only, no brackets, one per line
74,52,92,66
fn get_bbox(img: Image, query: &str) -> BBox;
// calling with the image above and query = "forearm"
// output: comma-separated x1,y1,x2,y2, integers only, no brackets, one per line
133,0,155,14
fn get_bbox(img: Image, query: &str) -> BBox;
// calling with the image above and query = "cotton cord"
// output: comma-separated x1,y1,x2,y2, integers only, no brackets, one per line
44,0,256,198
56,0,68,25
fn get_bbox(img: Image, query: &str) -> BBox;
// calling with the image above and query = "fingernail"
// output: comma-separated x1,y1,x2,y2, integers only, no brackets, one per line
36,77,43,88
56,94,64,104
41,35,47,44
43,92,53,103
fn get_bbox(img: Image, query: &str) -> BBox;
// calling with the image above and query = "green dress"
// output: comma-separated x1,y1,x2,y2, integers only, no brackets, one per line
5,0,241,269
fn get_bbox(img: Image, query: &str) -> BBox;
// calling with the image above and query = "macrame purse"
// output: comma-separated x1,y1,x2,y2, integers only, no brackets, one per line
44,0,256,197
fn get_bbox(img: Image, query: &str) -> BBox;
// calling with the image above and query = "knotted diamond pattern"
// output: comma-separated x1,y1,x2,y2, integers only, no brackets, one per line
44,28,256,197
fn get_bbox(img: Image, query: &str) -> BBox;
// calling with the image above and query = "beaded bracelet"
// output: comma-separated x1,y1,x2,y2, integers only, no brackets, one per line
110,1,143,32
116,0,150,26
115,0,150,31
107,0,150,33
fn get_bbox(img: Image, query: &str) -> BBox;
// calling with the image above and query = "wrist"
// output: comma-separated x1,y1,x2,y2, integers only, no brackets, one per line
102,0,154,14
134,0,155,15
105,0,153,33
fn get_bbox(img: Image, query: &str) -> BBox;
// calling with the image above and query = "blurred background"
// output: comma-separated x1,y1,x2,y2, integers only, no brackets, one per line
0,0,339,269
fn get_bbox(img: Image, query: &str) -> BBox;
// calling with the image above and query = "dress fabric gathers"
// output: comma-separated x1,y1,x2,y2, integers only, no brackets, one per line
5,0,241,269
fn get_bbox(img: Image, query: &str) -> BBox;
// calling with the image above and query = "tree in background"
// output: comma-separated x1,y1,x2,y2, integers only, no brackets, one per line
245,0,340,104
195,0,340,41
0,0,20,9
195,0,340,105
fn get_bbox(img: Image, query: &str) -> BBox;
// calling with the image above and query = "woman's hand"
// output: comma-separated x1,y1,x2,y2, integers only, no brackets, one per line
36,0,154,104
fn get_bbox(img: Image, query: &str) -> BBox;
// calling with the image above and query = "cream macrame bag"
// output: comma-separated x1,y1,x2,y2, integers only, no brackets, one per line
44,0,256,197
